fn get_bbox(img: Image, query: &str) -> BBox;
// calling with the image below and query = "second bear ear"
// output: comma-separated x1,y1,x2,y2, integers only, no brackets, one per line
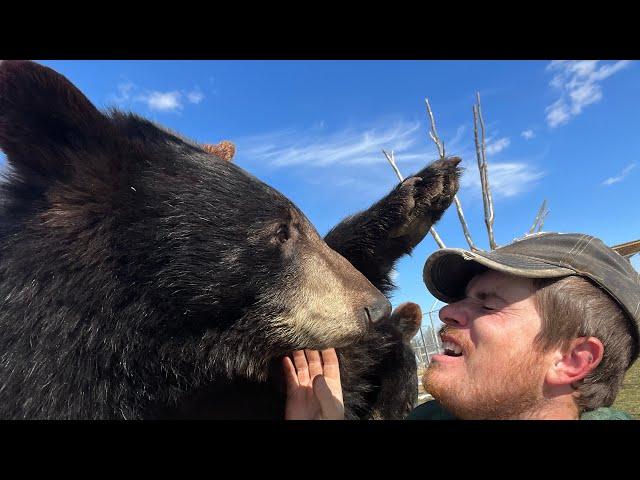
0,60,110,179
388,302,422,343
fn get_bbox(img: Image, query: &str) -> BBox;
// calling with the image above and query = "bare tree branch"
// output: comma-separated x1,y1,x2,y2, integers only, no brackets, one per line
474,93,498,250
537,210,549,233
529,199,548,234
425,99,445,158
425,98,478,251
429,226,447,249
382,149,404,182
453,196,479,251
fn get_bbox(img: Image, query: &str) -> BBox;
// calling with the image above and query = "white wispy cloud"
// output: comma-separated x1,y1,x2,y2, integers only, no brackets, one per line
236,119,543,201
187,89,204,104
602,163,636,186
109,82,205,113
237,120,425,168
521,130,535,140
546,99,570,128
485,137,510,155
139,91,182,112
545,60,631,128
112,82,136,104
443,125,468,156
460,161,546,199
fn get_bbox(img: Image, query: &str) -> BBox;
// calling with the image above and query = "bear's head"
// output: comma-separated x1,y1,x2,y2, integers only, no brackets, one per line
0,61,390,396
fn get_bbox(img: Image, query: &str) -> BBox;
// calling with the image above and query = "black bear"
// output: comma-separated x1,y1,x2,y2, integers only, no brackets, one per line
323,162,461,419
0,60,460,419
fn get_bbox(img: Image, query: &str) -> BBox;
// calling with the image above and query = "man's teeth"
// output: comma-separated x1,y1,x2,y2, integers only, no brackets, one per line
442,340,462,356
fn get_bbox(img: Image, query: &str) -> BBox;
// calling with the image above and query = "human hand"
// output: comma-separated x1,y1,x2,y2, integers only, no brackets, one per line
283,349,344,420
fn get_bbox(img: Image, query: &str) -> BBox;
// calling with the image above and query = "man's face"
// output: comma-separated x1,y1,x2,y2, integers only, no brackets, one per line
423,269,554,419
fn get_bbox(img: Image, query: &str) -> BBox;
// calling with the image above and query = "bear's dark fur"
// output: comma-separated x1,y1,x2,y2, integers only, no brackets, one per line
324,160,461,419
0,60,460,419
159,157,461,420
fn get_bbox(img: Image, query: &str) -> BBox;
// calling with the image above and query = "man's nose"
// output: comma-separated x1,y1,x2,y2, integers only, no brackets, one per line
439,302,468,328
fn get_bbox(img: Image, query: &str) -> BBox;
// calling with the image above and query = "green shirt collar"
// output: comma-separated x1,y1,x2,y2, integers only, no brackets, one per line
406,400,634,420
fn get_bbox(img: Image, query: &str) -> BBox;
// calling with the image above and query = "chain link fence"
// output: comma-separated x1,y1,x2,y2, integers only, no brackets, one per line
410,300,444,404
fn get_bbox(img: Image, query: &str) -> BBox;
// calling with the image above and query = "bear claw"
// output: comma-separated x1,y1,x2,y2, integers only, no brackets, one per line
387,156,461,244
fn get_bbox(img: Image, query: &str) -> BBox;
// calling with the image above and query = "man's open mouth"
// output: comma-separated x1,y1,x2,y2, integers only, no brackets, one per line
440,335,463,357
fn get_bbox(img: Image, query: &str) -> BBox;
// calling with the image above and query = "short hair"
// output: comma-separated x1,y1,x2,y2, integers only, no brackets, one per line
532,275,636,412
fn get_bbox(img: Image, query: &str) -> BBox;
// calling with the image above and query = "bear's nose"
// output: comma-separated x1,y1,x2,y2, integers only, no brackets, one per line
365,297,392,326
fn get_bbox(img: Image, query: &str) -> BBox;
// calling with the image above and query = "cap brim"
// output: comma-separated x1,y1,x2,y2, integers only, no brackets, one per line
423,248,577,303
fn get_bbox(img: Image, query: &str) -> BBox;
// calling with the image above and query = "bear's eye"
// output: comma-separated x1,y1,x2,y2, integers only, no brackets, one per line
276,224,290,244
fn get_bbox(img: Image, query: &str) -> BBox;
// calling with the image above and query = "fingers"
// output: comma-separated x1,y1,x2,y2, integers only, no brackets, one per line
304,349,323,380
282,356,299,391
292,349,310,385
320,348,340,381
286,349,341,386
313,375,345,420
283,349,344,420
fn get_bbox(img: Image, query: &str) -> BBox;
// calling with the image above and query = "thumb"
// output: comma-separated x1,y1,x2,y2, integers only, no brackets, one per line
312,375,344,420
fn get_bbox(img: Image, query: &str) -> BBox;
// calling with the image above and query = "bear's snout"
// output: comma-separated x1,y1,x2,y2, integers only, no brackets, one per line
364,296,392,327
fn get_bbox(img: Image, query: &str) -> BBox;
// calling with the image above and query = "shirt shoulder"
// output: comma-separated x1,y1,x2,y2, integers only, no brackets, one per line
406,400,457,420
580,407,634,420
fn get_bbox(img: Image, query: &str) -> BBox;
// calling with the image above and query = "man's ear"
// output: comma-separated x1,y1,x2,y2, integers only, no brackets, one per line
0,60,110,179
545,337,604,387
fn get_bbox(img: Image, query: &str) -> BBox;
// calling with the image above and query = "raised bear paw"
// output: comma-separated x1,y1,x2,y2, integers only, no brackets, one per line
386,156,462,248
324,156,461,294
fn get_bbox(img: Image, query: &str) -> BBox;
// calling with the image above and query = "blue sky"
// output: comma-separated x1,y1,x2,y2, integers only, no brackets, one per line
2,60,639,331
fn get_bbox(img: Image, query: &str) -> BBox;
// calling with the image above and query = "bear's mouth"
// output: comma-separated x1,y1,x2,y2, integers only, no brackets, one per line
364,307,373,328
363,301,391,329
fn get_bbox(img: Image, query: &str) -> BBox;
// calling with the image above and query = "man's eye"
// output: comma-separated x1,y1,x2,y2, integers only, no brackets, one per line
482,305,495,311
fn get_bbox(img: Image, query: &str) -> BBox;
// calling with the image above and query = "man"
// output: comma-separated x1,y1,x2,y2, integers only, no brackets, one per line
284,232,640,420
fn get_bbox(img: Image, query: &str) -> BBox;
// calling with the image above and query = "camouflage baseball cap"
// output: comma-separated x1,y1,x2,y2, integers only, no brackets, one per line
422,232,640,358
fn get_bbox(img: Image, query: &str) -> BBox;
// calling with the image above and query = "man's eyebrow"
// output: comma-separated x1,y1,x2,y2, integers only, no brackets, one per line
465,284,508,304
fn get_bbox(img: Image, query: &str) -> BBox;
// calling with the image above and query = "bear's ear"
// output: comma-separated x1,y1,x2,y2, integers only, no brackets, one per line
203,140,236,162
388,302,422,343
0,60,109,178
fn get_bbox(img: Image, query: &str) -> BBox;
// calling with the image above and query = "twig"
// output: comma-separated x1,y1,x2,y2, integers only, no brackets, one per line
425,99,445,158
537,210,549,232
529,199,548,234
382,149,404,182
425,98,477,251
474,93,497,250
381,148,446,249
453,197,479,251
429,227,446,249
